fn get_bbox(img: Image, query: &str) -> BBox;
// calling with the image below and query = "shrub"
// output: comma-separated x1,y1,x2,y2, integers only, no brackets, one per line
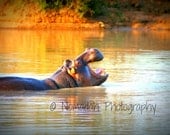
38,0,108,17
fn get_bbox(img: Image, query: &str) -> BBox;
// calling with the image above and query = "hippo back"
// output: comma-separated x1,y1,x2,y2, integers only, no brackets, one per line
0,77,51,90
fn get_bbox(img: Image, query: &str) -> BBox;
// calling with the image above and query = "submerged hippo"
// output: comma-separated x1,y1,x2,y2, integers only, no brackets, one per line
0,48,108,90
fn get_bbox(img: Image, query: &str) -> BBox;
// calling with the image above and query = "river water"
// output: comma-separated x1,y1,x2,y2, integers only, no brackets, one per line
0,28,170,135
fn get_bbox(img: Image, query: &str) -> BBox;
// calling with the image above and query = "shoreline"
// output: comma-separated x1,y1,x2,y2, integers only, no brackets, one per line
0,23,170,31
0,15,169,31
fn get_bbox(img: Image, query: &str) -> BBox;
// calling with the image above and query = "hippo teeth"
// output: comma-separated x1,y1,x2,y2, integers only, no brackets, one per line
95,68,106,76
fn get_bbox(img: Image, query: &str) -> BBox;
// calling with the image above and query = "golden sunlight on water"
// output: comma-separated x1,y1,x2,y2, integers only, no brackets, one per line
0,29,104,74
0,29,169,76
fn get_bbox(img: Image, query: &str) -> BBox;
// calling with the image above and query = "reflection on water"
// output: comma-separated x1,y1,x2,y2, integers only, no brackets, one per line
0,29,170,135
0,29,104,74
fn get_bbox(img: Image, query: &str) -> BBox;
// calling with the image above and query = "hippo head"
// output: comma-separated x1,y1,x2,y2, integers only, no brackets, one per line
67,48,108,87
75,48,104,63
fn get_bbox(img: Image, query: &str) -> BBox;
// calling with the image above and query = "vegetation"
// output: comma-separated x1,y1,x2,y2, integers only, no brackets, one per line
107,0,170,14
0,0,169,29
38,0,170,24
38,0,108,17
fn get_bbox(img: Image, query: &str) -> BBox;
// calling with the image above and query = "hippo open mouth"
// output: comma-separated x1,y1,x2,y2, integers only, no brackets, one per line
86,61,108,86
67,48,108,86
89,65,108,85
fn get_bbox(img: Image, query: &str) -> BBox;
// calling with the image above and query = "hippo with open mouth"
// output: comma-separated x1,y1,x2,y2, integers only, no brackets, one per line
67,48,108,87
0,48,108,90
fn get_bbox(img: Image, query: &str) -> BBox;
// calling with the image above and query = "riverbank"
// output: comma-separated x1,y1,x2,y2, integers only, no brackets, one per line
0,0,169,30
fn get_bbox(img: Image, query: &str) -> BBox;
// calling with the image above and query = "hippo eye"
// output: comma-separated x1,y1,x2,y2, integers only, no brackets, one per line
77,61,81,66
74,60,81,67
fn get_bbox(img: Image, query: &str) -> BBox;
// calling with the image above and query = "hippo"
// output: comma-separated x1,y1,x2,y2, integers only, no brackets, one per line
0,48,108,90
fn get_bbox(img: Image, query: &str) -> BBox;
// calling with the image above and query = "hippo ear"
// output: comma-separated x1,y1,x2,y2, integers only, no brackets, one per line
63,59,72,67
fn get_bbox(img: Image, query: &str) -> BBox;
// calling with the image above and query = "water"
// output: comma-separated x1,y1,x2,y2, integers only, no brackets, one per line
0,29,170,135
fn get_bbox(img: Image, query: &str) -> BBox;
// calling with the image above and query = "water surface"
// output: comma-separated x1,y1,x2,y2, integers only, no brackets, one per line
0,29,170,135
